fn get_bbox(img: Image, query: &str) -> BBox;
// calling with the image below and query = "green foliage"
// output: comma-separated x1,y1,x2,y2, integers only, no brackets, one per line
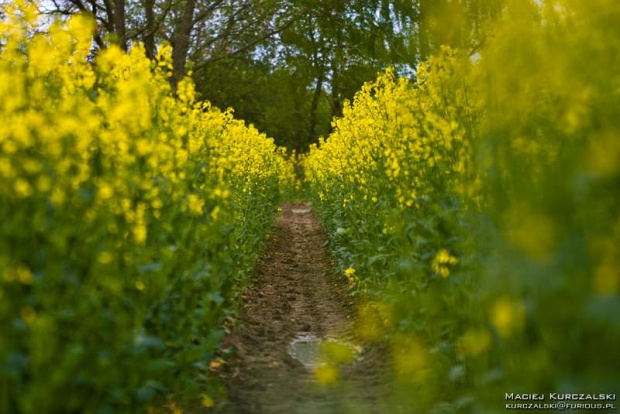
195,59,332,151
193,0,421,150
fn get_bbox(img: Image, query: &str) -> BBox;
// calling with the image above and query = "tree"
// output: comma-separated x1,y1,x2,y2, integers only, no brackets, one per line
39,0,507,150
42,0,304,85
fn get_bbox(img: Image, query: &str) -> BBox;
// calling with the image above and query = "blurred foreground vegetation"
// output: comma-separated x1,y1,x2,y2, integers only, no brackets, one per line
305,0,620,411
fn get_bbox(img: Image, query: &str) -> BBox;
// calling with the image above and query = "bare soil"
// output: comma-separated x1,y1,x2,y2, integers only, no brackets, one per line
218,203,389,413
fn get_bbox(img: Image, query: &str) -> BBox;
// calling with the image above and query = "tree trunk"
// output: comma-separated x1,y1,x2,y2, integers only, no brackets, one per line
331,62,343,120
172,0,197,88
308,70,324,142
144,0,155,59
114,0,127,51
330,27,344,120
418,0,429,61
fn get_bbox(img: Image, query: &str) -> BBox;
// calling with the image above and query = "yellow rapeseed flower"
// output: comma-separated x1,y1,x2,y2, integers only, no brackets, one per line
187,194,204,216
314,363,339,385
490,297,526,339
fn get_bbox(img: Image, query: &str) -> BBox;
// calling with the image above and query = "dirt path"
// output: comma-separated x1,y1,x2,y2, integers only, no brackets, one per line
218,203,388,413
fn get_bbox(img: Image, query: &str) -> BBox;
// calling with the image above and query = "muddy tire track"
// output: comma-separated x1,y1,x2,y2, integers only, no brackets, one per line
218,203,389,414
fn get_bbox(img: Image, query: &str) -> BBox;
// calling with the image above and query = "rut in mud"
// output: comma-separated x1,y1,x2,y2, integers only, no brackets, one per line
220,203,389,413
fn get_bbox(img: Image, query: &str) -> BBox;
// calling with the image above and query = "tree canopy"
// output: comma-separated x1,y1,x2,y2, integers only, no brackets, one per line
40,0,506,150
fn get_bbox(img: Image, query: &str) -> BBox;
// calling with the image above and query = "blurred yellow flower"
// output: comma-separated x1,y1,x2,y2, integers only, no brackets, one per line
20,306,36,324
17,265,34,285
314,363,339,385
201,395,215,408
391,334,429,384
457,328,492,357
187,194,204,216
98,251,114,264
490,297,526,339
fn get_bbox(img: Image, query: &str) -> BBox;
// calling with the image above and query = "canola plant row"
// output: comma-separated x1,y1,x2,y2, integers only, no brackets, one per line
0,5,294,413
304,1,620,410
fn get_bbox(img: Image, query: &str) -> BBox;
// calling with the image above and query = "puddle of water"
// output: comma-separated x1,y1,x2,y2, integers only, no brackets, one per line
288,332,362,368
292,208,311,214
